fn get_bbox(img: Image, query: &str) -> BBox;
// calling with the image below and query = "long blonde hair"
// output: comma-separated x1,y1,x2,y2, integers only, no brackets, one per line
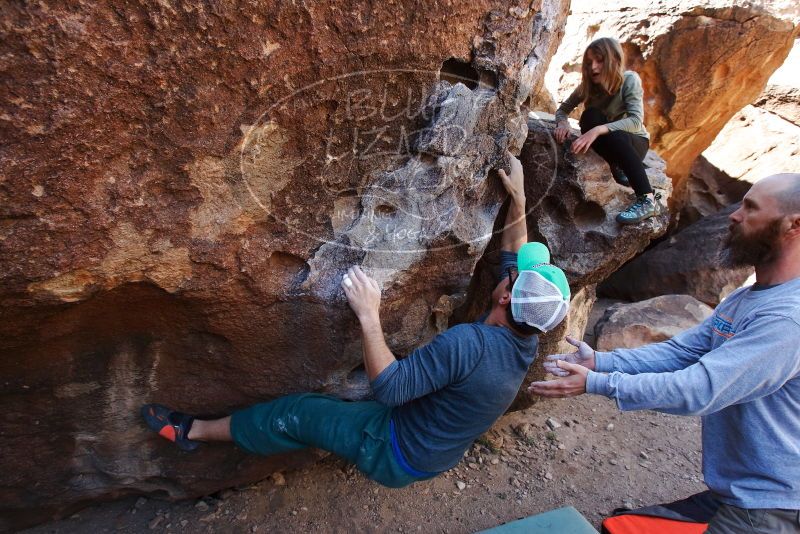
576,37,625,101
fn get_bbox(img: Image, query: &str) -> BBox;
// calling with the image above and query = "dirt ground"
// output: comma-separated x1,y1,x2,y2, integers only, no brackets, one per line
23,300,706,533
24,393,704,534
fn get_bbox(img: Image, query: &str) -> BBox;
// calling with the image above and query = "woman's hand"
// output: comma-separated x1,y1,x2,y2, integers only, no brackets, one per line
554,121,571,143
570,125,607,154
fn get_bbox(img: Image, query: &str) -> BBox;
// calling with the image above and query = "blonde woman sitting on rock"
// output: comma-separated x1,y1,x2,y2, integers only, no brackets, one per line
554,37,657,224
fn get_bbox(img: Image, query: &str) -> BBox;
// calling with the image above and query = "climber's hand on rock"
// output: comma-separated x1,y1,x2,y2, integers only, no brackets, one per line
497,151,525,205
554,120,571,143
342,266,382,321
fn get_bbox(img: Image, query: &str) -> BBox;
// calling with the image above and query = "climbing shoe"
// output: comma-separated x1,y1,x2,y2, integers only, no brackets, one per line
141,403,200,451
616,194,659,224
610,166,630,187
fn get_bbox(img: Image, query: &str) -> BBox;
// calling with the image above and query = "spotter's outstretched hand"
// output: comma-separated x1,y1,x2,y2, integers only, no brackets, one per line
528,359,589,398
543,336,596,377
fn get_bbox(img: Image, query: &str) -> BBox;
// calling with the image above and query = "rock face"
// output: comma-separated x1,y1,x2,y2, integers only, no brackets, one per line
600,204,753,307
752,36,800,127
682,155,752,228
755,37,800,127
756,84,800,126
680,39,800,228
700,104,800,190
453,114,672,408
543,0,798,205
594,295,713,351
0,0,570,529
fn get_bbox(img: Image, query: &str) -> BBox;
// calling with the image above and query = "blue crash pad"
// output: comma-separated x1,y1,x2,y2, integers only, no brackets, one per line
475,505,599,534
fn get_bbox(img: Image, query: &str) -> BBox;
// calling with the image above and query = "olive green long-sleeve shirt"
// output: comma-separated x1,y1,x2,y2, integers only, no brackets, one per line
555,71,649,139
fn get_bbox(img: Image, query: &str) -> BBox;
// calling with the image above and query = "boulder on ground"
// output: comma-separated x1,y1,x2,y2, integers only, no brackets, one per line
599,204,753,307
594,295,713,351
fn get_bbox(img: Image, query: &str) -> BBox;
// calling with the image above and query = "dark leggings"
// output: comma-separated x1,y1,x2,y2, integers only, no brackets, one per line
579,107,652,196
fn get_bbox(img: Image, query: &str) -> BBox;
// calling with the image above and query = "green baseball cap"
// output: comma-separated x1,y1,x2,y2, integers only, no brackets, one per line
517,242,550,271
515,242,570,302
530,264,570,301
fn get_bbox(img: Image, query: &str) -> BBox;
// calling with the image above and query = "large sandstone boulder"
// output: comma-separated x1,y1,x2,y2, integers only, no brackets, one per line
453,114,672,409
543,0,798,206
0,0,570,529
594,295,713,351
600,204,753,307
680,38,800,227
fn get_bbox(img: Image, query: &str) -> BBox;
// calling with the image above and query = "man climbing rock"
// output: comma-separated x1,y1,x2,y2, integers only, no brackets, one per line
531,173,800,533
141,152,570,488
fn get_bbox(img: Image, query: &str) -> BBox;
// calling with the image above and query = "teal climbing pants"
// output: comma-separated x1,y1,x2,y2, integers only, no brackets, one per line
230,393,425,488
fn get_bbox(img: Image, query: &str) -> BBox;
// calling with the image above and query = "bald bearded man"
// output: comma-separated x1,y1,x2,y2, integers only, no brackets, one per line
532,174,800,533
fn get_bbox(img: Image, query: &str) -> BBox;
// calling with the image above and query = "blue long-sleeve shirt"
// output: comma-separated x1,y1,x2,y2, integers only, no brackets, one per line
370,252,538,473
587,277,800,509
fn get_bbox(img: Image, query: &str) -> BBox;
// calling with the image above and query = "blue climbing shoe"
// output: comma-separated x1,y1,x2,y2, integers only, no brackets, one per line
616,194,658,224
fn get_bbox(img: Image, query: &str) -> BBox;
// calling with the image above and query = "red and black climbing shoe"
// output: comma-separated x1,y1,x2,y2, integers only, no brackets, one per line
141,404,199,451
